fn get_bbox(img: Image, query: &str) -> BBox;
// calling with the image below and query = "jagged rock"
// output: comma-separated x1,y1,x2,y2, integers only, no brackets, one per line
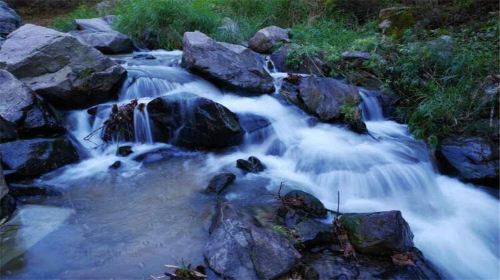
0,24,126,109
339,211,414,256
282,190,327,219
69,30,134,54
205,201,301,280
0,137,79,178
436,136,499,186
147,93,244,149
236,156,266,173
248,26,289,53
74,15,116,32
0,70,63,137
182,31,274,94
0,1,21,37
0,115,17,143
206,172,236,194
280,75,367,133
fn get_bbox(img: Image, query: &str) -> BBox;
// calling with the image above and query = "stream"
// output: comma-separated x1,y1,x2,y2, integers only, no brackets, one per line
1,50,499,279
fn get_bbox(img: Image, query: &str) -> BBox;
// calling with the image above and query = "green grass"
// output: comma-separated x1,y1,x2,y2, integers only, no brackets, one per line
51,5,99,31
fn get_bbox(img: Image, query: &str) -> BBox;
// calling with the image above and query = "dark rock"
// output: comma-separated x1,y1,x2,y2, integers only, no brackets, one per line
0,193,15,223
0,24,126,109
270,45,330,75
74,16,116,32
282,190,327,219
109,160,121,169
248,25,289,54
206,172,236,194
0,1,21,37
69,30,134,54
0,138,79,178
293,218,335,248
116,145,133,157
132,53,156,60
147,93,244,150
340,211,414,256
239,113,271,134
0,70,63,137
436,137,499,186
182,31,274,94
102,100,138,142
205,201,301,280
236,156,265,173
8,182,62,197
0,115,17,143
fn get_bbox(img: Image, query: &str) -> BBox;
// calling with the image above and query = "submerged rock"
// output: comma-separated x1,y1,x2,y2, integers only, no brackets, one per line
206,172,236,194
0,137,79,178
205,201,301,280
0,1,21,37
0,24,126,109
182,31,274,94
248,25,289,53
339,211,414,256
0,70,63,137
236,156,266,173
69,30,134,54
147,93,244,150
436,136,499,186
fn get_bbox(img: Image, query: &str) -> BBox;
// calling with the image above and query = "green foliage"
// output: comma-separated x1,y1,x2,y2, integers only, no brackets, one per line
51,5,99,31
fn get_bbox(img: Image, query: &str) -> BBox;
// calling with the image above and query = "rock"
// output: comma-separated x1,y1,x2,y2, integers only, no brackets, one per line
109,160,121,169
239,113,272,134
379,7,415,38
206,172,236,194
74,16,116,32
8,182,62,197
293,218,335,248
0,1,21,37
282,190,327,219
436,137,499,186
266,138,287,156
0,138,79,178
147,93,244,149
116,145,133,157
236,156,266,173
182,31,274,94
270,45,330,75
69,30,134,54
248,26,289,53
341,51,371,61
132,53,156,60
0,24,126,109
205,201,301,280
0,115,17,143
0,70,63,137
280,75,367,133
339,211,414,256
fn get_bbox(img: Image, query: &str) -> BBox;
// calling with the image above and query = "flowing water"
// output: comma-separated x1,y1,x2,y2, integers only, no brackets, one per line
1,50,499,279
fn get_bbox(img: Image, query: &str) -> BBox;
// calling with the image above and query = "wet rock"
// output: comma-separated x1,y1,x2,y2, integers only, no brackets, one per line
379,7,415,38
8,182,62,197
69,30,134,54
0,137,79,178
182,31,274,94
205,201,301,280
132,53,156,60
147,93,244,150
74,15,116,32
236,156,266,173
266,138,287,156
282,190,327,219
0,1,21,37
0,115,17,143
239,113,273,144
102,100,137,142
206,172,236,194
270,45,330,75
248,26,289,54
339,211,414,256
109,160,121,169
293,218,335,248
0,24,126,109
341,51,371,61
280,75,367,133
116,145,133,157
0,70,63,137
436,136,499,186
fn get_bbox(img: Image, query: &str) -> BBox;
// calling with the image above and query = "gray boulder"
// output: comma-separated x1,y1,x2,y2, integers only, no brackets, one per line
436,137,499,186
249,26,289,54
0,70,63,137
0,24,126,109
205,201,301,280
147,93,244,149
339,211,414,256
74,15,116,32
0,137,79,178
182,31,274,94
0,1,21,37
69,30,134,54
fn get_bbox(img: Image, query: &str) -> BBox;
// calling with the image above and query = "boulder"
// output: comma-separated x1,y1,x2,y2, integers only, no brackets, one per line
147,93,244,149
116,145,133,157
282,190,327,219
0,70,63,137
0,24,126,109
248,26,289,53
205,202,301,280
436,137,499,186
0,137,79,178
236,156,266,173
69,30,134,54
292,218,335,248
339,211,414,256
182,31,274,94
74,15,116,32
280,75,366,133
0,1,21,37
206,172,236,194
0,115,17,143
